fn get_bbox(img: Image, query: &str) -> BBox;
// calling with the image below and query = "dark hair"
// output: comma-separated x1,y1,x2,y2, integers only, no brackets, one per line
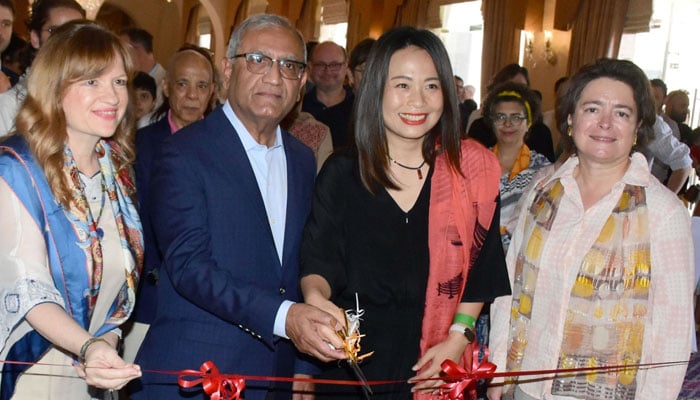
348,38,375,71
487,63,530,92
305,41,318,61
152,43,216,122
2,33,31,74
554,76,569,93
0,0,14,14
27,0,84,33
483,82,541,130
557,58,656,152
650,78,667,97
354,26,461,193
119,27,154,53
133,71,156,99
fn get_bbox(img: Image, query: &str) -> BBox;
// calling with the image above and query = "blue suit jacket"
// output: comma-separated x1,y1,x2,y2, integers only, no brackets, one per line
132,106,316,400
132,117,170,323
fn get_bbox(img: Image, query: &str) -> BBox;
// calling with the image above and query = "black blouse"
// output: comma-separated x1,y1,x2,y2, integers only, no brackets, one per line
300,152,509,399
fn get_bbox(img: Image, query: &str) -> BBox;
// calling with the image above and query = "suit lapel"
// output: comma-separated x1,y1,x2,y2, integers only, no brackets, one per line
210,109,282,269
281,133,304,269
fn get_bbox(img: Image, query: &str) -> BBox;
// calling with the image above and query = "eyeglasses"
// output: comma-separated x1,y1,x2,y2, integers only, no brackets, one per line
492,113,528,127
232,53,306,80
312,61,344,72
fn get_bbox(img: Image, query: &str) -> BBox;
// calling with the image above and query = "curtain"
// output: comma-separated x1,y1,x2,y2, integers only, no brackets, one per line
480,0,527,98
393,0,428,27
184,5,199,45
566,0,630,75
296,0,321,43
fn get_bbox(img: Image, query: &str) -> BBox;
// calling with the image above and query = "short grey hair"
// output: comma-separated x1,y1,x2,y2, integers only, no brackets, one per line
226,14,307,63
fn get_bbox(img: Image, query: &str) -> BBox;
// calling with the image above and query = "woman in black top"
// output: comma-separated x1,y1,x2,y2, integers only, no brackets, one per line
299,27,511,399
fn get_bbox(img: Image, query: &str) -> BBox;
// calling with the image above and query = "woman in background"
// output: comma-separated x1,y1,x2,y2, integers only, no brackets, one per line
467,64,555,162
0,21,142,398
481,82,551,248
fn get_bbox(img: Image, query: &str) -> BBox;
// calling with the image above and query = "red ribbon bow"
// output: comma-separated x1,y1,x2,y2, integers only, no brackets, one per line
178,361,245,400
439,345,497,400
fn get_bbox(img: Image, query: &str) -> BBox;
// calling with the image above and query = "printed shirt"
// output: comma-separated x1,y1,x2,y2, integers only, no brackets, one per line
496,146,551,248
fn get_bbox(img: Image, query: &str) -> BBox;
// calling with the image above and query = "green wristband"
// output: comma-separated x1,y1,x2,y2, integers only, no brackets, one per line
453,313,476,329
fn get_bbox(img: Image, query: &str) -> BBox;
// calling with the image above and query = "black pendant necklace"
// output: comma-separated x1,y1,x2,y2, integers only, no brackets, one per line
389,157,426,179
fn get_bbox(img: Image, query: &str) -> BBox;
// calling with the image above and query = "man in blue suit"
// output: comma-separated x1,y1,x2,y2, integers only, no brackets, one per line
132,14,346,400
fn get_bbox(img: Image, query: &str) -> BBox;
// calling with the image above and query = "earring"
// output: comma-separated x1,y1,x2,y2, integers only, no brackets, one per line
567,126,573,137
633,135,637,146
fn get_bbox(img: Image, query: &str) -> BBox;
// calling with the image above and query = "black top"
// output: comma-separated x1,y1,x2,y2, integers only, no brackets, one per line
302,86,355,149
679,122,696,147
468,117,556,163
300,153,509,399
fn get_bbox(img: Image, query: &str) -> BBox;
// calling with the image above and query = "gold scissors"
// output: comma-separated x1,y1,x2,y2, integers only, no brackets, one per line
336,293,374,399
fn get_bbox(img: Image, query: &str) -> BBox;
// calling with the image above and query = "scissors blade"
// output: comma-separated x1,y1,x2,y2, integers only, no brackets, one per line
348,360,373,399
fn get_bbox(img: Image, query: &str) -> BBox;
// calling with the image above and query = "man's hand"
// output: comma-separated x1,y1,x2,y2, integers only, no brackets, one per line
286,303,347,362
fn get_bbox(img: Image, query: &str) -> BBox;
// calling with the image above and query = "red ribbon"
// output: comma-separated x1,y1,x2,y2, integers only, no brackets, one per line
0,355,689,400
439,345,497,400
178,361,245,400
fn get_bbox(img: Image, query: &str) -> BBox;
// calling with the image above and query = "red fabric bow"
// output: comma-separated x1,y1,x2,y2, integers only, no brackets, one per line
178,361,245,400
439,346,497,400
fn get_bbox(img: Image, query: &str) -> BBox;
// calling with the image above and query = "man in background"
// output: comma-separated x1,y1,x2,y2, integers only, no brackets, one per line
650,78,680,139
0,0,14,92
665,90,695,146
302,40,354,148
120,27,166,108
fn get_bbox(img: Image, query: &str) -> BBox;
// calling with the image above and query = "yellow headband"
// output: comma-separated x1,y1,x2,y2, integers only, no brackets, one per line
497,90,532,127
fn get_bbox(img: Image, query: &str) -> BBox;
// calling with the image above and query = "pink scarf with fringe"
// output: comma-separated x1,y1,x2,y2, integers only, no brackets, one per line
416,139,500,399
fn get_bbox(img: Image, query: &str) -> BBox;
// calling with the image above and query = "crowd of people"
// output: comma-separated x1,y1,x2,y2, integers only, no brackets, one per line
0,2,696,400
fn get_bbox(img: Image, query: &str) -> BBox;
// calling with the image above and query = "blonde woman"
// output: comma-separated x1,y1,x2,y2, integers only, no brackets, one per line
0,21,142,398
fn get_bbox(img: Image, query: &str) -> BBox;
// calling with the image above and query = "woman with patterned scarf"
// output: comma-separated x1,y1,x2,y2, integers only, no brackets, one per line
0,21,142,398
488,58,694,400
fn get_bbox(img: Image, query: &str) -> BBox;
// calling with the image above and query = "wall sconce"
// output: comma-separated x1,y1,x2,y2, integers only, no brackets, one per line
524,31,534,62
544,30,557,66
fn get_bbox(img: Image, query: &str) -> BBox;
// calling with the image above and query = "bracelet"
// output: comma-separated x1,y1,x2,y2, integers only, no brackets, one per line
453,313,476,329
449,323,476,343
449,323,466,334
79,337,108,366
